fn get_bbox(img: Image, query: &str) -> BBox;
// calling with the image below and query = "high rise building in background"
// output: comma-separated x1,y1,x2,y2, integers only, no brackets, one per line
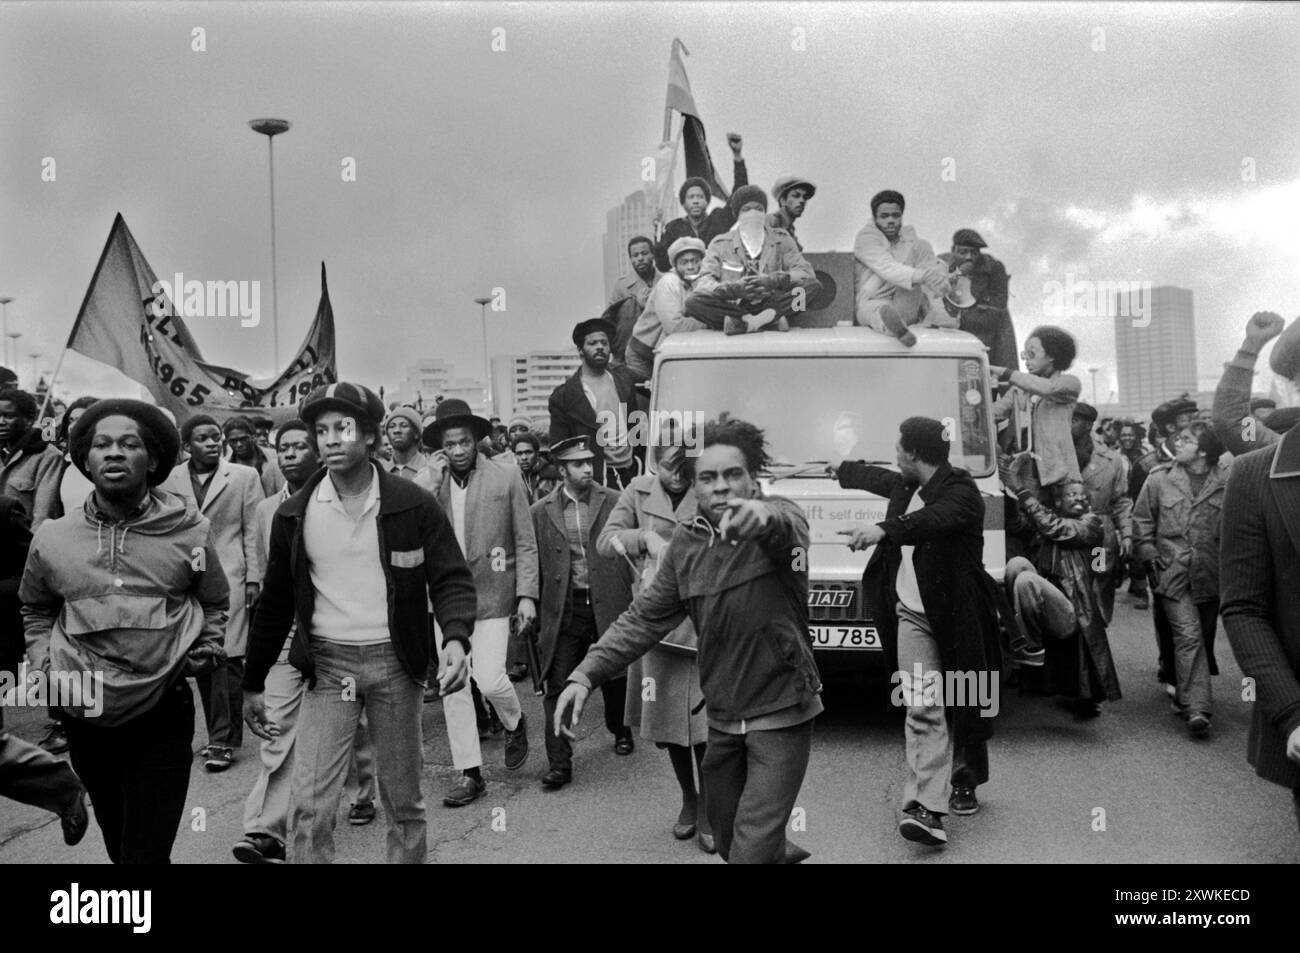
603,188,664,302
390,358,488,419
493,348,581,434
1113,285,1197,420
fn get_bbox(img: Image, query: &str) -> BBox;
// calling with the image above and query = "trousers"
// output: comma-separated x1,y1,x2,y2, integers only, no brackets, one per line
197,655,244,748
543,602,629,773
436,617,523,770
1160,593,1214,717
0,728,83,817
684,282,823,330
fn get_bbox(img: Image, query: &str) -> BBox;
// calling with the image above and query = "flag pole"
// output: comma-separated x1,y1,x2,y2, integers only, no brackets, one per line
34,345,72,426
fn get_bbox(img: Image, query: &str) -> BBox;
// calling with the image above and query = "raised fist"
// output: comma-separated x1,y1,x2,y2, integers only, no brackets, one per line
1244,311,1285,349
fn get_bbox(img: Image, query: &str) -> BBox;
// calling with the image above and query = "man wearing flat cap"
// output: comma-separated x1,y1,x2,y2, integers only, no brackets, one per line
767,176,816,251
939,229,1019,371
531,435,634,789
684,184,822,336
1213,312,1300,828
21,398,231,863
652,133,749,273
243,382,477,863
549,318,642,489
419,398,539,808
626,235,710,384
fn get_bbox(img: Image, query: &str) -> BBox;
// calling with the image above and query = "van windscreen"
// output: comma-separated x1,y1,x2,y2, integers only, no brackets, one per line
654,355,994,476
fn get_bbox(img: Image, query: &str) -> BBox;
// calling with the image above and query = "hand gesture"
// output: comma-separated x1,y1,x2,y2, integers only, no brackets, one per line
554,682,590,739
726,132,743,157
837,524,885,551
719,498,772,542
1244,311,1285,350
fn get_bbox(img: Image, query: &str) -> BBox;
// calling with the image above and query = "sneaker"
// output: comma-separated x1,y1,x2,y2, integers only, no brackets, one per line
204,746,234,772
880,309,917,347
443,774,487,807
949,786,979,816
541,768,572,791
1162,681,1178,700
899,806,948,845
723,316,746,336
60,788,89,846
197,744,213,759
1012,647,1046,667
1187,713,1211,738
232,833,286,864
348,801,377,825
504,713,529,770
39,724,69,755
744,308,779,332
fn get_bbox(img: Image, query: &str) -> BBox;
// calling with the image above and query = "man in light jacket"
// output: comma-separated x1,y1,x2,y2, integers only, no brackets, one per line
21,398,230,863
625,236,709,383
853,190,952,346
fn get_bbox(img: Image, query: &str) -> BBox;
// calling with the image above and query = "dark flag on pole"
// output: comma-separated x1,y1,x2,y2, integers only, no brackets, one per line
664,39,730,203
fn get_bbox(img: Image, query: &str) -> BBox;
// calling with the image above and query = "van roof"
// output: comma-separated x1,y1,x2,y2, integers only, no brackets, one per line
654,325,991,360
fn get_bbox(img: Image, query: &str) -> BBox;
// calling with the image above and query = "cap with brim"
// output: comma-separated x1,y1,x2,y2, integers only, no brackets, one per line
952,228,988,249
1073,402,1099,423
69,398,181,487
667,236,707,265
1264,406,1300,434
1152,397,1199,428
421,398,492,447
572,317,617,347
301,382,385,429
550,435,596,461
771,176,816,201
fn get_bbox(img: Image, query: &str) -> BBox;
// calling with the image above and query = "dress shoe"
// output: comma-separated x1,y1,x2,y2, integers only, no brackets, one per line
348,801,377,825
204,746,234,772
899,806,947,846
723,316,746,336
443,774,487,807
949,785,979,816
880,308,917,347
614,734,635,756
504,713,529,770
697,831,717,854
672,821,696,840
541,768,572,790
61,788,89,846
232,833,286,864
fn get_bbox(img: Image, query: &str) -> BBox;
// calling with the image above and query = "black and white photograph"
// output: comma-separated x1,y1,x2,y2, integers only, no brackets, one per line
0,0,1296,918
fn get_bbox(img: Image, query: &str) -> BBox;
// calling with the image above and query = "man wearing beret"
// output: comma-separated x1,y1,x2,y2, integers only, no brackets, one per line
549,318,642,489
854,190,952,347
767,176,816,251
652,133,748,274
684,184,822,336
243,382,477,863
939,229,1019,371
1213,312,1300,828
20,399,231,863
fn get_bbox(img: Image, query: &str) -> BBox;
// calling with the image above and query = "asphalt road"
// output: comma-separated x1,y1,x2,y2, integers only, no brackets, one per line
2,593,1296,864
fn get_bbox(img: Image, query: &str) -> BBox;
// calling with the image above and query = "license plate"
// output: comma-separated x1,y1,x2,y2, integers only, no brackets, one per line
809,625,881,650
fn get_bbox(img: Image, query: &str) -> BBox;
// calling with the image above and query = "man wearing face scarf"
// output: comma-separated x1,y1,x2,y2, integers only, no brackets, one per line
683,185,821,336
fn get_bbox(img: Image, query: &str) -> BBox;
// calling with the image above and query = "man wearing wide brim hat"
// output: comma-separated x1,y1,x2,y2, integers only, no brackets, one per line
938,228,1019,371
767,176,816,251
651,133,749,273
422,395,540,807
529,435,634,789
22,397,231,862
548,321,642,489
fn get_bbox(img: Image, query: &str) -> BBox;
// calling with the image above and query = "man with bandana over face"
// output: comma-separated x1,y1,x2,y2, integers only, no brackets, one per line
683,185,821,336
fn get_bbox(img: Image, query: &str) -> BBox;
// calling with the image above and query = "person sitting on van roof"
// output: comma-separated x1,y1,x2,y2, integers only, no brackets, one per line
652,134,748,273
853,190,953,347
938,228,1019,371
683,186,822,336
767,176,815,251
625,237,709,384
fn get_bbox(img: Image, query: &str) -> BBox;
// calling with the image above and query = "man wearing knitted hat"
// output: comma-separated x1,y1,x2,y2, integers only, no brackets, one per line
383,405,428,482
683,185,822,335
652,133,748,273
243,382,477,863
854,190,953,347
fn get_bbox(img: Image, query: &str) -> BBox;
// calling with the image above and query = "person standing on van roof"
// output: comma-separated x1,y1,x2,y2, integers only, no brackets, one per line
652,133,748,273
938,228,1019,371
683,185,822,336
767,176,815,251
625,236,710,384
991,326,1083,493
853,190,952,347
834,417,1002,849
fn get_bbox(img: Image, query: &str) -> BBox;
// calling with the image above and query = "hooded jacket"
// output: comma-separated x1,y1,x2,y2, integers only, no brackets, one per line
19,488,230,726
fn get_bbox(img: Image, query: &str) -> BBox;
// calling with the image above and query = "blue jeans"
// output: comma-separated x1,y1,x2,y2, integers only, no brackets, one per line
289,639,425,864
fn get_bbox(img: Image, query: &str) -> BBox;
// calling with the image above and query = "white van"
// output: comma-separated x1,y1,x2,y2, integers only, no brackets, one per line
647,324,1004,672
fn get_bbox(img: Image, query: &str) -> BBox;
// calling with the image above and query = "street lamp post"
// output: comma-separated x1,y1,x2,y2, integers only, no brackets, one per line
6,333,21,372
474,296,493,416
249,118,292,373
0,297,12,368
28,353,40,391
1088,367,1100,406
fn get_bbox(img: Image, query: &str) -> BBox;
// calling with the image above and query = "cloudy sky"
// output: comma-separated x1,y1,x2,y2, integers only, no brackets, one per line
2,1,1297,407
